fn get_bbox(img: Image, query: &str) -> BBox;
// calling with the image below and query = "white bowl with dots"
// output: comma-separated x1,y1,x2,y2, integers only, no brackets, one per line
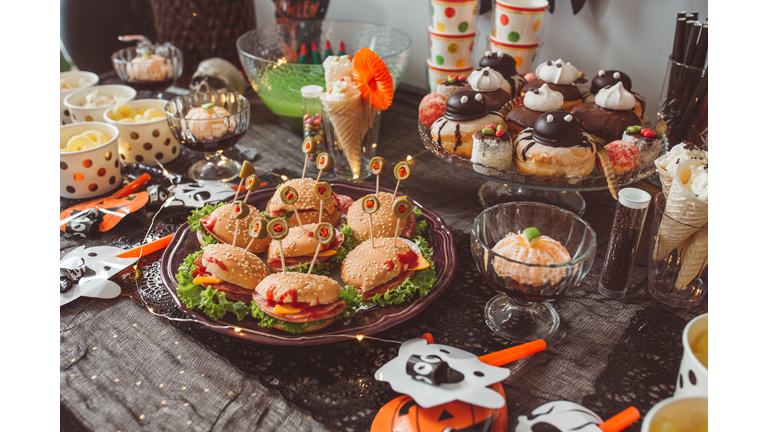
60,122,121,199
60,71,99,125
64,84,136,124
103,99,180,166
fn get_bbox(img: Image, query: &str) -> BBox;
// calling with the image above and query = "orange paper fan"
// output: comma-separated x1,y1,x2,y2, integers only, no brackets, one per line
353,48,394,111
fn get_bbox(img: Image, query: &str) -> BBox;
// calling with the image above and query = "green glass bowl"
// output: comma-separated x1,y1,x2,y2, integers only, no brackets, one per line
237,20,411,130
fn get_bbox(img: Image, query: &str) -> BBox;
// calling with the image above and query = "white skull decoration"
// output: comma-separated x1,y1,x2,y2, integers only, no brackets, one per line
375,338,510,409
515,401,603,432
167,183,236,208
60,246,136,306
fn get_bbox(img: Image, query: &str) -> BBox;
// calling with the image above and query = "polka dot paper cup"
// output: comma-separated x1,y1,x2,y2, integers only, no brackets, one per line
430,0,479,35
60,71,99,125
103,99,180,166
64,85,136,124
674,313,708,398
640,397,707,432
60,122,121,199
426,59,474,93
429,26,477,69
489,36,541,74
493,0,547,44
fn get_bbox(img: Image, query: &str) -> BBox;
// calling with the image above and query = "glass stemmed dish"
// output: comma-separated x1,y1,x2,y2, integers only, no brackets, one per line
471,202,596,341
165,90,250,184
111,37,183,99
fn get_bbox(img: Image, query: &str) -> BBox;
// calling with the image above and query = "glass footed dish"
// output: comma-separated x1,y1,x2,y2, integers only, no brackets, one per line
417,120,665,192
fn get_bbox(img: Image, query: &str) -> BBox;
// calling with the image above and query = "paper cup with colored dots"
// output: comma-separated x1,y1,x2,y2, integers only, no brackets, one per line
489,36,541,74
430,0,479,35
493,0,547,44
103,99,180,166
429,26,477,70
60,122,122,199
674,313,708,398
426,59,474,93
640,396,708,432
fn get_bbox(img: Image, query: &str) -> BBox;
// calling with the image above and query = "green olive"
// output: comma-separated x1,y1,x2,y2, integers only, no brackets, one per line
249,217,268,239
316,152,334,171
314,222,335,245
239,160,255,179
245,174,261,191
267,219,289,240
392,198,413,220
313,182,332,200
280,185,299,205
369,156,387,175
361,194,380,214
301,137,317,154
232,200,250,219
394,162,411,180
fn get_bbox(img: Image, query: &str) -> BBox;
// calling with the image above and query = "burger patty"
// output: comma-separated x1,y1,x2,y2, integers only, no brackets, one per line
253,293,346,323
359,271,415,300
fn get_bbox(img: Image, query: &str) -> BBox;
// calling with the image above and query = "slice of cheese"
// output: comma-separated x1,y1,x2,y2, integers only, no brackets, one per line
410,255,431,271
273,304,303,314
316,249,337,257
193,275,223,285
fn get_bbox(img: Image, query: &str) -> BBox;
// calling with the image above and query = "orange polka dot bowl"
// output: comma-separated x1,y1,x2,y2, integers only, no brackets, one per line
59,122,121,199
103,99,180,166
63,85,137,125
471,202,596,341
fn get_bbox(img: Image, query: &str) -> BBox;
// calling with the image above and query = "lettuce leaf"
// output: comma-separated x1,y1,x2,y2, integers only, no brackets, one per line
285,261,332,276
367,235,437,307
187,202,225,246
326,224,358,268
338,285,361,319
174,249,249,321
412,206,427,238
249,303,329,334
261,210,293,221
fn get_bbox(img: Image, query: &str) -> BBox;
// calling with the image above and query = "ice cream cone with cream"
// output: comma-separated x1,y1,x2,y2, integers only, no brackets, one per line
654,142,708,197
675,224,708,289
321,76,364,175
654,159,708,259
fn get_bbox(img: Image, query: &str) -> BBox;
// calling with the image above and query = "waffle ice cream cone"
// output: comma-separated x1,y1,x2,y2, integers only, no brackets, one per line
322,55,354,84
654,142,708,198
675,224,708,289
654,159,708,258
322,93,364,175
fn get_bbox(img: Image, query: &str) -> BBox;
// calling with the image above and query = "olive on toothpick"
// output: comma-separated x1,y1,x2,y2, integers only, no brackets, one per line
301,137,317,179
242,216,268,257
232,161,256,203
267,218,289,271
391,198,413,247
392,161,411,198
242,173,262,203
369,156,387,194
315,152,334,182
279,184,304,229
307,222,335,275
231,200,250,245
361,194,380,249
313,182,333,224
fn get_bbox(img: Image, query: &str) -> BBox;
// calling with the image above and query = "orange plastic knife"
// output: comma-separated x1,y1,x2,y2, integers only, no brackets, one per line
116,234,174,258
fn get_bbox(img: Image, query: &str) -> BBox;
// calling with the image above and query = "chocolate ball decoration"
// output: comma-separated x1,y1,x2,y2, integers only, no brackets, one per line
590,70,633,95
532,110,584,147
443,90,489,122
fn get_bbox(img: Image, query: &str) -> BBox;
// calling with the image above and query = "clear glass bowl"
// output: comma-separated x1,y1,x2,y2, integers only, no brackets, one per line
165,90,250,184
236,20,411,130
111,43,184,97
471,202,596,341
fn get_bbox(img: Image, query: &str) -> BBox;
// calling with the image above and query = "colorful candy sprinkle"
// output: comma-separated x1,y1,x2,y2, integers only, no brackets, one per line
495,129,504,137
496,124,505,131
458,75,467,82
482,128,494,135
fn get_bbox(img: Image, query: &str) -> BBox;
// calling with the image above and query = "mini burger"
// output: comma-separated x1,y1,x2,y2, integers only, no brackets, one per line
191,202,271,254
265,179,353,227
345,193,418,243
341,238,432,302
251,272,356,334
266,223,345,273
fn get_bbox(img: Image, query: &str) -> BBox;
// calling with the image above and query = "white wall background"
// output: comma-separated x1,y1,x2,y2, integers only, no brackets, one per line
255,0,708,113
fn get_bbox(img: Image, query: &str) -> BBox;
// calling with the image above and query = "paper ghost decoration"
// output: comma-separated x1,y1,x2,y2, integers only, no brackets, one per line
375,338,510,409
515,401,603,432
165,183,235,208
60,246,137,306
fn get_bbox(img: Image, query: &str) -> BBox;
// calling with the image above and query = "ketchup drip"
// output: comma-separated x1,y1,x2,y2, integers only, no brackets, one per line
202,216,217,231
201,253,228,271
396,250,418,267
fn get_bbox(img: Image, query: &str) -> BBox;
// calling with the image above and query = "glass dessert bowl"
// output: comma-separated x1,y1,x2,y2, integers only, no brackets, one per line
165,89,250,184
112,36,184,98
471,202,596,341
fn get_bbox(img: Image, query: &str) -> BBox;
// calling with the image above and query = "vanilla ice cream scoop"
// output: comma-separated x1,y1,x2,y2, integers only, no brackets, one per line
682,163,708,202
321,76,361,102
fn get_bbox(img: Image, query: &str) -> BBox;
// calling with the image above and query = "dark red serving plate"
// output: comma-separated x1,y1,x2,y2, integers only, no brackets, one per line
160,180,457,346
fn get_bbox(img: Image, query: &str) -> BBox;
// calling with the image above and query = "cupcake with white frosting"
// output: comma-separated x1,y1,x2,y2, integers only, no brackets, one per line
520,59,583,112
571,82,642,144
583,69,646,120
466,67,512,111
505,83,564,136
479,51,527,98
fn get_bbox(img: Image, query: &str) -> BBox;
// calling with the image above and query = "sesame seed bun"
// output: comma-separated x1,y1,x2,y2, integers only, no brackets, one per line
340,238,411,292
267,223,326,259
201,243,270,290
254,272,341,306
346,192,405,242
282,207,342,228
266,178,338,215
203,203,272,253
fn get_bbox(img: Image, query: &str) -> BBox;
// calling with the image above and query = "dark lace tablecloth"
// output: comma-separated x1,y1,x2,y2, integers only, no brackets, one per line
60,84,706,432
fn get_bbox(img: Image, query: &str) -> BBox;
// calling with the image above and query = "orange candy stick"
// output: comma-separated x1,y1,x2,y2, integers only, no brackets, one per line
477,339,546,367
116,234,173,258
353,48,394,112
598,407,640,432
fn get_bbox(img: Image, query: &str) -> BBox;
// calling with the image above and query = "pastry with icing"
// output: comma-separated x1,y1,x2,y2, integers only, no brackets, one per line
571,82,642,144
571,71,590,96
513,110,596,178
436,74,469,99
479,50,527,98
583,70,646,119
470,122,513,172
430,90,507,158
505,83,564,136
622,125,663,167
466,67,512,111
521,59,583,112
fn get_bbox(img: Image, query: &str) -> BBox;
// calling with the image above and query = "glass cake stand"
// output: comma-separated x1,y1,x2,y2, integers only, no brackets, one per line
418,121,663,215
